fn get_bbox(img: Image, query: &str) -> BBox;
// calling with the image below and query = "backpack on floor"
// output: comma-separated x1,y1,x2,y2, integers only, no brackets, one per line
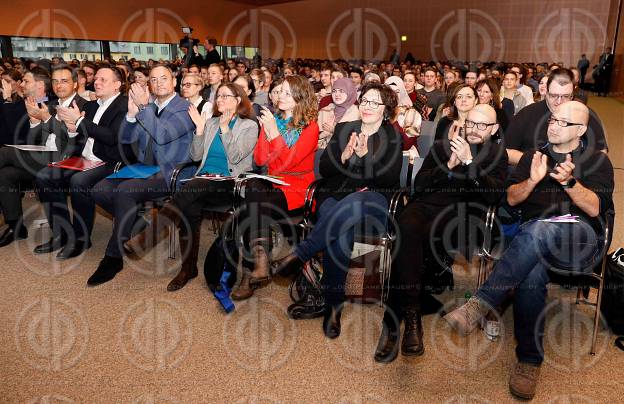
287,254,326,319
204,237,239,312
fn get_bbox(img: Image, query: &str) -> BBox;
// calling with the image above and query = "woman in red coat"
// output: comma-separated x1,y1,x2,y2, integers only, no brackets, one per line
232,75,319,300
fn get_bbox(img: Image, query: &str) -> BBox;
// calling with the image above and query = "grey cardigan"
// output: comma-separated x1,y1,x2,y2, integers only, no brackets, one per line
190,116,258,177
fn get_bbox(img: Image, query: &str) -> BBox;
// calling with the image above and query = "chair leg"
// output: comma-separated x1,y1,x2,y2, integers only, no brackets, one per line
591,278,605,355
576,287,583,304
168,223,177,259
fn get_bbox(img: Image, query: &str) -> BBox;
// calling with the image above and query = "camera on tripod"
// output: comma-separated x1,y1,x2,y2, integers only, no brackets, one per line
179,27,199,50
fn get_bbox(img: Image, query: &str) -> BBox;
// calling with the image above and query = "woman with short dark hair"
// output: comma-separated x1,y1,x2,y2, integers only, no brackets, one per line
274,82,402,339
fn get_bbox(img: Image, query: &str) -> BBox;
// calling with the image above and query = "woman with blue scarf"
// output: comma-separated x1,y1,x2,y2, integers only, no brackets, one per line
231,75,319,300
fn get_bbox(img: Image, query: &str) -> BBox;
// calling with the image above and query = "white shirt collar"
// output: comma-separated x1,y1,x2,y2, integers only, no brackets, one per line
155,93,177,112
59,93,77,107
97,92,121,108
191,96,203,107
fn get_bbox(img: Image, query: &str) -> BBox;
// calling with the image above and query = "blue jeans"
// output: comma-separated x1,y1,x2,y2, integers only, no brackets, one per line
295,191,389,306
476,219,601,364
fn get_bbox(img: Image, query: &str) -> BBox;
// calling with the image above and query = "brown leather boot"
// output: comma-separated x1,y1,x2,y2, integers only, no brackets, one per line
249,239,270,286
231,270,255,300
124,202,180,258
167,228,200,292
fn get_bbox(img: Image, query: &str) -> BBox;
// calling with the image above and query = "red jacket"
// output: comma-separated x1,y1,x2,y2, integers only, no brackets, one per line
254,121,319,210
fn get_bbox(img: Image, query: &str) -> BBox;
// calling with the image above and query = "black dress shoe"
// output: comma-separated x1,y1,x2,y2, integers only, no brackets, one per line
374,309,400,363
401,307,424,356
87,256,123,286
56,240,92,261
33,235,67,254
272,253,304,277
0,226,28,247
322,304,342,339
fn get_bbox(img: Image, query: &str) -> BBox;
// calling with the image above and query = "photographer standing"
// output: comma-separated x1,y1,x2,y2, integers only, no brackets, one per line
180,37,204,68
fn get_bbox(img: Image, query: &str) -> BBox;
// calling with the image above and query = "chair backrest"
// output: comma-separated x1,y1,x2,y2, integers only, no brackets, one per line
418,121,436,157
313,148,324,179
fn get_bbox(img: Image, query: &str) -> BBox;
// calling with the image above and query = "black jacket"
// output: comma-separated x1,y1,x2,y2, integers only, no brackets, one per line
73,94,133,164
0,95,58,145
413,139,508,208
317,120,403,206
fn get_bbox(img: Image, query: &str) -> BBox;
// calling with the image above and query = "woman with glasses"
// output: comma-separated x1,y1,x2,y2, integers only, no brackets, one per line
273,82,402,339
434,83,478,141
231,75,319,300
476,78,511,133
123,82,258,291
181,73,212,119
501,71,527,116
317,77,360,148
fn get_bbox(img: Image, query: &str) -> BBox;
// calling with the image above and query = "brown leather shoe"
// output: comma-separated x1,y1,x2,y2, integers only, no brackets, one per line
249,243,271,286
509,361,541,400
124,204,178,258
231,270,255,300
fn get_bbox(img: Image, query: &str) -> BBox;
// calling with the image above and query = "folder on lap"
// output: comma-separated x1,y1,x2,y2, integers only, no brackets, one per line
48,156,106,171
106,163,160,179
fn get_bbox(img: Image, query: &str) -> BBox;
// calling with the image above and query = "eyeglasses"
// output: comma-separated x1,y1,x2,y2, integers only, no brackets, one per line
465,120,496,130
547,117,584,127
216,94,237,100
331,88,345,94
359,98,384,109
181,82,199,88
547,93,573,101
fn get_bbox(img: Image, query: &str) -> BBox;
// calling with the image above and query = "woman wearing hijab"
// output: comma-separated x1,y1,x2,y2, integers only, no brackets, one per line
317,77,360,148
385,76,421,157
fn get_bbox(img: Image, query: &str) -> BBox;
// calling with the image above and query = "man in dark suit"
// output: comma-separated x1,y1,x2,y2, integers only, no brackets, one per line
35,66,131,260
203,38,221,67
0,65,86,247
593,46,614,96
86,64,195,286
0,66,54,145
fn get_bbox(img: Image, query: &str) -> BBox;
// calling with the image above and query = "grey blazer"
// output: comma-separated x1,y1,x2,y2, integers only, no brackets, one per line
190,116,258,177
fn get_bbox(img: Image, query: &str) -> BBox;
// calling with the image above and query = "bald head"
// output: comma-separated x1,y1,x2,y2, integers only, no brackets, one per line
465,104,499,144
555,100,589,126
548,101,589,152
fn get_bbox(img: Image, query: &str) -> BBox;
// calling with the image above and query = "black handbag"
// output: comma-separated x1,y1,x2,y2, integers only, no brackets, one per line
600,249,624,350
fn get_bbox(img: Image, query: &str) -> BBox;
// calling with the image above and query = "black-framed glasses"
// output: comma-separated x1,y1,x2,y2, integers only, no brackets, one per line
547,93,573,101
216,94,237,100
547,117,584,127
465,120,496,130
359,98,384,109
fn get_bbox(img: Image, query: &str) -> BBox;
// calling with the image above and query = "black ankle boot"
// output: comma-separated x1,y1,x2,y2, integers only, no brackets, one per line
322,304,342,339
374,308,400,363
401,307,424,356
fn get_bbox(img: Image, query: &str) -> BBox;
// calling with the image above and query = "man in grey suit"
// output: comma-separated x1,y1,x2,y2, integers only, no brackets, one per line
0,65,86,247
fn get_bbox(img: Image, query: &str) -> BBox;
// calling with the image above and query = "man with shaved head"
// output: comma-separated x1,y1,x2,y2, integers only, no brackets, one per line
374,103,508,364
445,102,614,399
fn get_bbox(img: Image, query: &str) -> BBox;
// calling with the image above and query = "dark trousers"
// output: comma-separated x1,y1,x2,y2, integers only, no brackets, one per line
0,147,49,224
91,174,169,258
475,219,600,364
172,177,235,233
295,191,388,306
36,162,116,242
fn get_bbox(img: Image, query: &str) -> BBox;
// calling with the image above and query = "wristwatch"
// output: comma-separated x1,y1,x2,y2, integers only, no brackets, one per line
561,177,577,189
138,104,147,112
463,159,473,166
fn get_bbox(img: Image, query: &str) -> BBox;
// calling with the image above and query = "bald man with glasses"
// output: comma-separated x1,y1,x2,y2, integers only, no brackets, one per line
505,68,608,166
445,101,614,400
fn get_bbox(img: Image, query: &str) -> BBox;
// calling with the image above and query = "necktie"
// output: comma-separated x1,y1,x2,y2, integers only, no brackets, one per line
143,104,160,165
